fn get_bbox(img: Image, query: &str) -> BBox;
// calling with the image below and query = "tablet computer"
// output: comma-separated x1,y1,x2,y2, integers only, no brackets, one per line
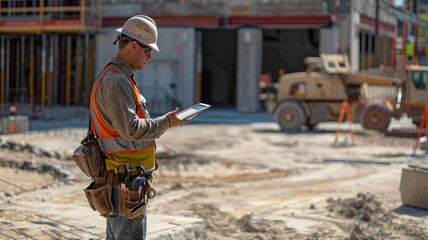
176,103,211,120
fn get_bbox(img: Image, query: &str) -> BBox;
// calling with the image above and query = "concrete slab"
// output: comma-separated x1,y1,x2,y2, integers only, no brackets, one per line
0,169,206,239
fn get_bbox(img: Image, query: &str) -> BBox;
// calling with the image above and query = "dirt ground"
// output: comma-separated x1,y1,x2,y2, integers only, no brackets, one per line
1,123,428,239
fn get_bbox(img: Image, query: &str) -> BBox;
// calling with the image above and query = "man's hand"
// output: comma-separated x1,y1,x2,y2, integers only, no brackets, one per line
166,107,189,128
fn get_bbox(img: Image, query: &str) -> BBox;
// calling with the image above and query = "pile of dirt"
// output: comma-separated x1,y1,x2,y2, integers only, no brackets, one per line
190,203,300,240
327,192,428,239
327,192,391,221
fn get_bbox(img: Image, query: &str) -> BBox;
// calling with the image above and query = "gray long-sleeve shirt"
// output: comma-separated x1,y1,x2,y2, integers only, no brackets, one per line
94,57,170,141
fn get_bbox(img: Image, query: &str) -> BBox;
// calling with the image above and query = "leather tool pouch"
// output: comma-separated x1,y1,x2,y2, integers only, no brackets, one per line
117,184,146,219
72,131,105,177
84,171,115,218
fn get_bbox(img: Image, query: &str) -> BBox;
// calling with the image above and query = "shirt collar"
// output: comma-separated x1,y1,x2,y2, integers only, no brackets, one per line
108,57,135,79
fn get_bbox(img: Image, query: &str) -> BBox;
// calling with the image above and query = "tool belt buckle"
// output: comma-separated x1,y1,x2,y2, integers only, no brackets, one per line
129,170,138,177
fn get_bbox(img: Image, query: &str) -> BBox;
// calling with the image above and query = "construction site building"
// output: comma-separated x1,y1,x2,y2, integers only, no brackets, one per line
0,0,101,118
100,0,428,114
1,0,428,120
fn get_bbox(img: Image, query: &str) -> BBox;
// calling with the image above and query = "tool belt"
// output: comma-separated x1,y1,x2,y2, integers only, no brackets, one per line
84,169,156,219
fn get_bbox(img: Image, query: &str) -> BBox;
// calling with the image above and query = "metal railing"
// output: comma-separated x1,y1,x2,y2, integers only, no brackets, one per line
0,0,102,33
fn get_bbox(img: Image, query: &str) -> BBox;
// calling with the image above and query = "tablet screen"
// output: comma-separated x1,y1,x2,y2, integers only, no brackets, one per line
176,103,210,120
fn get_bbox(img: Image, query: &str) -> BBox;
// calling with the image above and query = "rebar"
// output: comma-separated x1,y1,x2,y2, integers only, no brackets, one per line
50,229,72,240
0,177,22,190
36,215,104,238
11,229,38,240
33,220,84,239
0,215,104,240
0,231,14,239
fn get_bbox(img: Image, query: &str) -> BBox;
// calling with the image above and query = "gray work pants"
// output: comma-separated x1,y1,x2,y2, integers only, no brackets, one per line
106,188,147,240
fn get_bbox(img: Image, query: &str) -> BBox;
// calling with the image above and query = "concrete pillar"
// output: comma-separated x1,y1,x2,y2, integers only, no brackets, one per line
176,28,197,110
320,26,340,54
350,0,360,71
237,28,262,113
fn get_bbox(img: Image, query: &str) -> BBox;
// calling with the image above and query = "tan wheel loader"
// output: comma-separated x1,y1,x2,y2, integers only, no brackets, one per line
260,54,428,131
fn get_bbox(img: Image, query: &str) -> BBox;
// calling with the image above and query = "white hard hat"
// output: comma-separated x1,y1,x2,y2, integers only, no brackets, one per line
116,15,159,52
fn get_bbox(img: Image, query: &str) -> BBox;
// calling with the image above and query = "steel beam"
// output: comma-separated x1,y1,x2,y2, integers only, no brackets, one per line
1,35,4,104
29,36,34,105
66,35,71,106
42,33,46,107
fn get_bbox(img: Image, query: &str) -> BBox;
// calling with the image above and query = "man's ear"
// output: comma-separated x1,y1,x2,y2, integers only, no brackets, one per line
128,42,137,53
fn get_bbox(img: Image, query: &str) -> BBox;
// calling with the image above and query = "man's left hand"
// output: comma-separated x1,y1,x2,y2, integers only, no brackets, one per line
166,108,189,128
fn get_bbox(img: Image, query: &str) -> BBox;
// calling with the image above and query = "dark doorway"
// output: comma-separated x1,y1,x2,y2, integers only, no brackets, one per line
263,29,320,82
200,29,237,107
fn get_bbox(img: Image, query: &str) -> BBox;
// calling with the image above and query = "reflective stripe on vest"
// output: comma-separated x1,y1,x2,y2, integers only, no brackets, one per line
90,63,155,154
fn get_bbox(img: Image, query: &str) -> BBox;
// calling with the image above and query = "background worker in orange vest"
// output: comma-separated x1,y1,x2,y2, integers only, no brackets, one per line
90,15,187,239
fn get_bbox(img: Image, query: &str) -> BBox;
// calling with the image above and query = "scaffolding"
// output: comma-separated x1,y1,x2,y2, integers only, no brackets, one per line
0,0,100,113
0,0,101,34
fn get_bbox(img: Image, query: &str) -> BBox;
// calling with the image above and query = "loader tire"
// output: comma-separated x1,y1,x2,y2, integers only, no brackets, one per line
274,101,305,131
360,103,391,131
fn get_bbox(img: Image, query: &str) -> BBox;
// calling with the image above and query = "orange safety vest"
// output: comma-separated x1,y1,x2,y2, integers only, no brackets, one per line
90,63,156,172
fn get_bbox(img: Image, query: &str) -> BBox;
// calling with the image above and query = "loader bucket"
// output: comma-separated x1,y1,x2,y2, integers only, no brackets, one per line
400,167,428,210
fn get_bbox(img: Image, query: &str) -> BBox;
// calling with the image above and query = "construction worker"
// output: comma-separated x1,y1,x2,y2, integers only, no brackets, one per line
89,15,186,239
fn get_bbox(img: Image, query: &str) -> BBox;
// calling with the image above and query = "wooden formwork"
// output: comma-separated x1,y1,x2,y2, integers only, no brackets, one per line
0,34,95,108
